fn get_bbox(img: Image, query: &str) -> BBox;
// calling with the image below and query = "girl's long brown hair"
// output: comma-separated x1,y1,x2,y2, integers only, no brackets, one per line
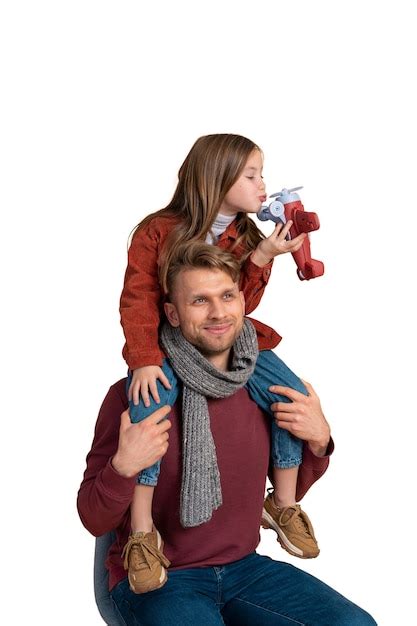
131,133,266,292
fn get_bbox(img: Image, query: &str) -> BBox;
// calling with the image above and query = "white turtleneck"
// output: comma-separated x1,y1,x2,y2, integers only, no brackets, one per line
205,212,237,245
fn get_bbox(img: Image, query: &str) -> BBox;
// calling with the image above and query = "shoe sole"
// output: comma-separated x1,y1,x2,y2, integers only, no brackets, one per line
261,508,319,559
128,529,168,593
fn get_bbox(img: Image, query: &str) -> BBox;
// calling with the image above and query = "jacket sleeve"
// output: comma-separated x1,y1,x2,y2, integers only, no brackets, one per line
120,221,165,370
77,381,136,537
239,255,274,314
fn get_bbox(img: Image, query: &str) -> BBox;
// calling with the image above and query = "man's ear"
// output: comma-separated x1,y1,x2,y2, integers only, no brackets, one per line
164,301,180,327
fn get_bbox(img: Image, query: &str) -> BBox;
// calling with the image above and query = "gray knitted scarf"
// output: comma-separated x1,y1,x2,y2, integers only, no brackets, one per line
160,319,258,528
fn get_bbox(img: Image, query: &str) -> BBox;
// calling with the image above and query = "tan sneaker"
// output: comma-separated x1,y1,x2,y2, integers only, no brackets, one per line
261,492,320,559
121,527,171,593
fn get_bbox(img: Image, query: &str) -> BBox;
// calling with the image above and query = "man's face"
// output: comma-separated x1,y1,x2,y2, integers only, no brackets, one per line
164,267,245,368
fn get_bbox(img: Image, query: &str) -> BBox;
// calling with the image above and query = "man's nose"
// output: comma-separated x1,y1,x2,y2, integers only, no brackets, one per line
208,299,226,318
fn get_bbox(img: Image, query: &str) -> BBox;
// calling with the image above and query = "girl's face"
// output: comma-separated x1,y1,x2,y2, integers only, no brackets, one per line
219,149,266,216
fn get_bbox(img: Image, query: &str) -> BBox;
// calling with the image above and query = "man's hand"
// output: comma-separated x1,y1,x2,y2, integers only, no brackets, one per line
269,380,330,457
112,405,172,478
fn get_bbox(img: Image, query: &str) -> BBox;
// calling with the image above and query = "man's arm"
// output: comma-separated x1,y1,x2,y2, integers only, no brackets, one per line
269,380,333,501
77,380,171,537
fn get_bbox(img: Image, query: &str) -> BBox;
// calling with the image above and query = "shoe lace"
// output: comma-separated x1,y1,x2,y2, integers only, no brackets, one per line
278,506,316,538
121,534,170,571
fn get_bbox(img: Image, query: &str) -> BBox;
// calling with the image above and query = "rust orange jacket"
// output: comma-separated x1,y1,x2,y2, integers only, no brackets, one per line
120,215,281,370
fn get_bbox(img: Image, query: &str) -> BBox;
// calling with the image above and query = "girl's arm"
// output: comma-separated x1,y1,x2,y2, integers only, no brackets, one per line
241,221,307,314
120,219,167,370
239,255,274,314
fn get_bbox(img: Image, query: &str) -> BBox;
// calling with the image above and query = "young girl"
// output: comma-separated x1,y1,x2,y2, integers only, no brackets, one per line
120,134,319,594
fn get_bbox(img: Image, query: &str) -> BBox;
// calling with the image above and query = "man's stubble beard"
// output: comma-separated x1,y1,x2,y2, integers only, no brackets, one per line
192,319,244,360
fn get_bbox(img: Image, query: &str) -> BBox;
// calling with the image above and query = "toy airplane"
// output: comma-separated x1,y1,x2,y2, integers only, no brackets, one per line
257,187,324,280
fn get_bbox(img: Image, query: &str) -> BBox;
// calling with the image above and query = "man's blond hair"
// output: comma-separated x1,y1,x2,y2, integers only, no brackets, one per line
165,241,241,297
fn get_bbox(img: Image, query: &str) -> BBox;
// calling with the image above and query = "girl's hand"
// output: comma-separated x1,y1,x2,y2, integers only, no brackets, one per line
251,220,307,266
129,366,172,408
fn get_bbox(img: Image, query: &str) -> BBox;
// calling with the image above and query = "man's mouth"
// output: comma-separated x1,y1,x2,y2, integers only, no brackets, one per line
203,323,232,335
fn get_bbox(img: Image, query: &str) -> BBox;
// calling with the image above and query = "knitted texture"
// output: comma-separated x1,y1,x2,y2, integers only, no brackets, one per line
160,319,258,527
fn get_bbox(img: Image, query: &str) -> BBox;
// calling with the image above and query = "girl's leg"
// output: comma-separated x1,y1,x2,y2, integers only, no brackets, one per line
245,349,307,471
124,359,179,593
245,350,319,559
127,357,180,531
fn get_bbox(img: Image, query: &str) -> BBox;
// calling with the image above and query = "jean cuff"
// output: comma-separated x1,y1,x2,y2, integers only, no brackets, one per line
272,458,302,469
136,475,158,487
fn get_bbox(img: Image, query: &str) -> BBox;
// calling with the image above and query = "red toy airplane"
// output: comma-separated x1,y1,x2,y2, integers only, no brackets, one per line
257,187,324,280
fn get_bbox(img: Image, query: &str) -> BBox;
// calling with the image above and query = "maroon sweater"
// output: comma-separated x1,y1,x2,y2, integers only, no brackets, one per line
77,379,332,591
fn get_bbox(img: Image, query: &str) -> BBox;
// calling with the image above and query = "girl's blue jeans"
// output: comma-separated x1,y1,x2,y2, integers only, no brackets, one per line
128,349,307,487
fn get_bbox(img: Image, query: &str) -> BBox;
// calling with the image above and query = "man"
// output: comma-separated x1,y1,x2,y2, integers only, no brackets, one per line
78,242,376,625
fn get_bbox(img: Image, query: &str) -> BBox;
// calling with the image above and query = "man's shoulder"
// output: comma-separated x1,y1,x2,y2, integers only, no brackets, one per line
103,378,129,411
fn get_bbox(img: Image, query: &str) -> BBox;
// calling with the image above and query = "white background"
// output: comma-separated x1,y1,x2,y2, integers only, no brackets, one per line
1,1,415,624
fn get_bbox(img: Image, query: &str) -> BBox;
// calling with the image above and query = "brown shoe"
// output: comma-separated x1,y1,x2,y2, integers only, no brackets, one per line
122,527,171,593
261,492,320,559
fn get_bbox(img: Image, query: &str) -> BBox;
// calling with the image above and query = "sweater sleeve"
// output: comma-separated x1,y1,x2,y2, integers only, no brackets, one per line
120,220,165,370
295,439,334,501
239,255,274,315
77,380,136,537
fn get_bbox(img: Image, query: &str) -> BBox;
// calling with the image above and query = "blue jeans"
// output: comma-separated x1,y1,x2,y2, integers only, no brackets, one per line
128,350,306,487
110,552,377,625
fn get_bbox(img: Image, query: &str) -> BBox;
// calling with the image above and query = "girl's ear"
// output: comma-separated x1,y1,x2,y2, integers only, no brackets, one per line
164,302,180,327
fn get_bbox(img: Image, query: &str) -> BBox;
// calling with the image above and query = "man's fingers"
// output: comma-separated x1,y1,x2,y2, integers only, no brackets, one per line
271,405,296,419
268,384,306,402
145,404,172,425
120,405,171,432
301,379,314,395
119,409,132,431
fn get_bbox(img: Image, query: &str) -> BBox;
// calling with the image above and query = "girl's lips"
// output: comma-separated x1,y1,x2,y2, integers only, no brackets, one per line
259,195,267,202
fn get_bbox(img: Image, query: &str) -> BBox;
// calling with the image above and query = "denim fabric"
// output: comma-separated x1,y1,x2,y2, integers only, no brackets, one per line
110,552,376,626
127,361,179,486
94,533,127,626
129,350,308,485
246,349,307,468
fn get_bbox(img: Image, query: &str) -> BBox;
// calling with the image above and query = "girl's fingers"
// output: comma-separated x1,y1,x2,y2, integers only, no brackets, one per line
158,371,172,390
132,382,141,406
140,384,151,408
148,380,160,404
273,221,284,234
278,220,292,239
